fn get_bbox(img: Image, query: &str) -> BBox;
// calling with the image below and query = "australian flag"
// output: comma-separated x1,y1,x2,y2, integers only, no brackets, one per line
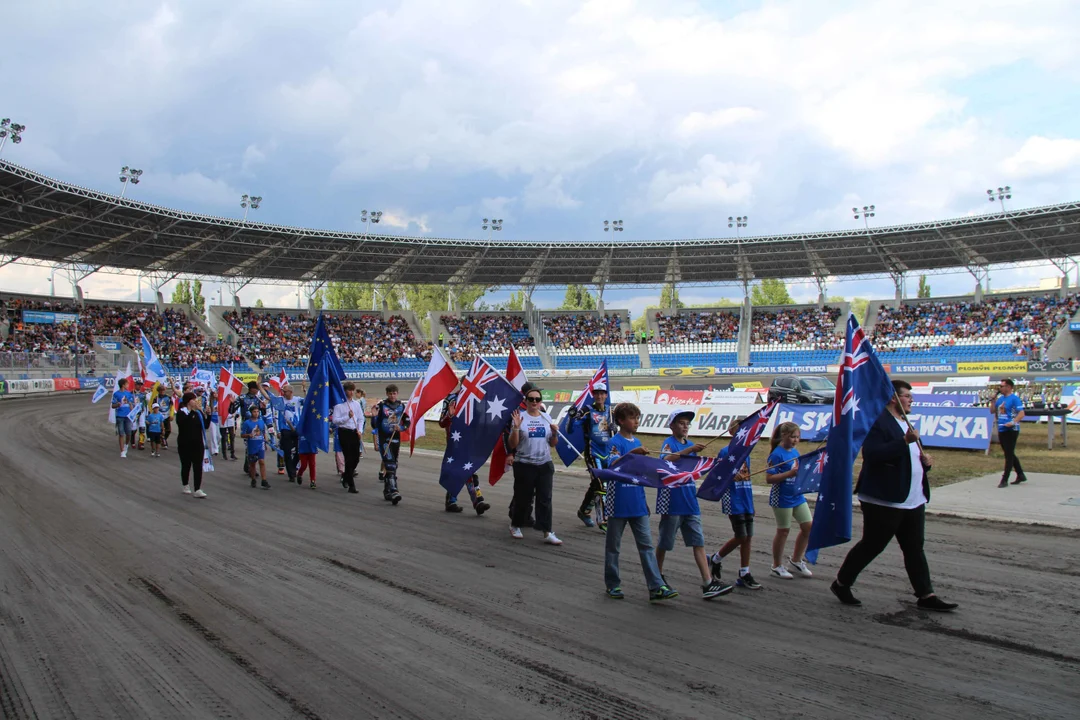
439,357,523,497
697,400,777,501
591,454,716,491
307,314,346,382
299,321,347,453
806,314,894,561
791,447,828,495
555,360,608,467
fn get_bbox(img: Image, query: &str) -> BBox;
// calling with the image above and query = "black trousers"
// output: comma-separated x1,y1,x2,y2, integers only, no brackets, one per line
511,461,555,534
578,457,607,515
279,429,299,479
219,426,235,458
999,429,1025,481
837,502,933,597
180,449,204,492
338,430,360,489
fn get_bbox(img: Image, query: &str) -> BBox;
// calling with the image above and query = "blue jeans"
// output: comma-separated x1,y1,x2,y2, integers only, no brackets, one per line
604,515,664,592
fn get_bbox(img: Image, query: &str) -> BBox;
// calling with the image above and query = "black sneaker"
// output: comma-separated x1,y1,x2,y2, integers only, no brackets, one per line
341,475,348,489
709,553,723,582
830,580,862,606
250,478,257,488
391,492,402,506
736,573,762,590
917,595,958,612
997,478,1009,488
261,480,271,490
649,585,679,602
347,487,358,494
702,579,734,599
310,481,318,489
475,501,490,515
445,503,464,513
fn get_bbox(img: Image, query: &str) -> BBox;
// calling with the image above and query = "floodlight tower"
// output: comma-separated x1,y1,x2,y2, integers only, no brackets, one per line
361,210,383,238
482,218,503,240
728,215,748,238
603,219,624,235
853,204,875,229
986,186,1012,213
118,166,143,198
241,194,262,220
0,118,26,156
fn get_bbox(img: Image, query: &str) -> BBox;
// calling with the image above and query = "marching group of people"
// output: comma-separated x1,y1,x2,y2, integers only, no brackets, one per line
106,369,968,611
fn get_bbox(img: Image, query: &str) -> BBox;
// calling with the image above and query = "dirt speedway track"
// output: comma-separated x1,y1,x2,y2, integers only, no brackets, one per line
1,395,1078,719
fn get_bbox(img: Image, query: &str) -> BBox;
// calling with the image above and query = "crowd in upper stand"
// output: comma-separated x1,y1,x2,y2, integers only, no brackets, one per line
872,294,1080,352
223,309,431,367
750,306,843,348
542,313,625,349
440,314,534,363
654,310,740,343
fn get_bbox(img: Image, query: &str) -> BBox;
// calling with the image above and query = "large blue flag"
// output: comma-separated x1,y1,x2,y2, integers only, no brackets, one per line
697,401,777,501
591,453,717,491
555,360,609,467
139,328,168,383
806,314,894,562
790,447,827,495
307,313,346,382
300,351,346,453
439,357,523,497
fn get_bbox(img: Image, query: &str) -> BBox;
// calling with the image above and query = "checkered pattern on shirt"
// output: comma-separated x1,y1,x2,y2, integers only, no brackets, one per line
604,480,616,517
769,483,781,508
720,489,732,515
656,487,671,515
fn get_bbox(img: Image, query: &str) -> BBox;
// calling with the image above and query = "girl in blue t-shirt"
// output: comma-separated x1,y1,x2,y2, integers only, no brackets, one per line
706,416,760,590
766,422,813,579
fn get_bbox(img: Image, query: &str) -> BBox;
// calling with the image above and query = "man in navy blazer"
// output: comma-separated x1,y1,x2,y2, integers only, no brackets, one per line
830,380,958,612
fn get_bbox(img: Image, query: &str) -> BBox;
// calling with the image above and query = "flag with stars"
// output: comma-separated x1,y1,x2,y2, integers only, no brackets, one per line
307,313,346,383
299,344,347,453
806,313,894,562
697,400,777,501
590,454,717,491
439,357,523,498
791,447,828,496
555,359,609,467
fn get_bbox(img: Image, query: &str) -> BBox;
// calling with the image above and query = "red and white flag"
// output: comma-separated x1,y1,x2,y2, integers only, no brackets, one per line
403,347,459,456
268,368,289,394
217,366,245,420
489,345,529,485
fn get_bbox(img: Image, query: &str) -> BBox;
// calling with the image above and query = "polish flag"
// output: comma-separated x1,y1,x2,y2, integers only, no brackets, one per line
217,366,245,420
488,345,528,485
403,347,459,456
268,368,289,394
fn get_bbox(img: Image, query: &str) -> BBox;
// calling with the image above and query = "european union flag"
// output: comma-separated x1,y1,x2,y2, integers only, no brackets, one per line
300,352,346,453
806,314,894,562
307,314,346,382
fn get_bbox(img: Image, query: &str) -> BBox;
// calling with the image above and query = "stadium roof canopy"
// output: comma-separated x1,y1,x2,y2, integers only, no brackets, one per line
2,160,1079,290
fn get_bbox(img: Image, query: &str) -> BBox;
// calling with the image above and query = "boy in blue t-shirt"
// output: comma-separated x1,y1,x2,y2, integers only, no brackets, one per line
111,378,135,458
241,406,271,489
146,403,165,458
657,411,733,600
707,416,762,590
766,422,813,580
602,403,678,603
993,378,1027,487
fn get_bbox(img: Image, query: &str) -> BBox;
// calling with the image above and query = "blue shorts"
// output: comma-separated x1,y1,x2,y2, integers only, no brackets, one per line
115,417,132,436
247,449,265,461
657,514,705,551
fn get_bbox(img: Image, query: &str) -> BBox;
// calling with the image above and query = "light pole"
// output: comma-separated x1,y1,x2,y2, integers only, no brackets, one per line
361,210,383,237
241,194,262,220
482,218,503,240
987,186,1012,213
603,219,624,236
0,118,26,156
118,166,143,198
728,215,748,238
853,204,876,229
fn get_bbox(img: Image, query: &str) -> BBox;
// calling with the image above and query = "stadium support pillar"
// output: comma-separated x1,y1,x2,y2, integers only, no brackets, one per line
738,290,752,366
596,284,605,312
669,282,678,311
973,281,984,303
893,273,905,301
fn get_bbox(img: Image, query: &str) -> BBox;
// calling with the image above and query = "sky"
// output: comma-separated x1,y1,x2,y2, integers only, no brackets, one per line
2,0,1080,316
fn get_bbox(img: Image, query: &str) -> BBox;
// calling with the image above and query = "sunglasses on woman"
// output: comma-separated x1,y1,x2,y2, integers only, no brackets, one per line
526,396,542,402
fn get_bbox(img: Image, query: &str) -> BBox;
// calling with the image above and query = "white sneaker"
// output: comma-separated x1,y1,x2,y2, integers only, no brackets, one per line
543,532,563,546
771,565,794,579
789,558,813,577
182,485,192,495
193,490,207,499
120,448,128,458
509,526,523,539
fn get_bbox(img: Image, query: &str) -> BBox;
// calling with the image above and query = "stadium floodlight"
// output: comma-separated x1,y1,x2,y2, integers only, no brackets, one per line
987,186,1012,212
241,194,262,220
0,118,26,156
728,215,748,238
118,166,143,198
603,220,624,234
853,204,876,228
482,218,503,239
361,210,383,238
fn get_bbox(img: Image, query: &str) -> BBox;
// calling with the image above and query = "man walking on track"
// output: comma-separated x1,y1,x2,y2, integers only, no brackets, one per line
371,384,410,504
573,384,612,530
993,378,1027,488
331,382,364,494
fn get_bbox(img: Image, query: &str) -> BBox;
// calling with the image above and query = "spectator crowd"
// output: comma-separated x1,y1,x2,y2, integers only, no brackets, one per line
542,313,625,349
440,314,533,363
654,310,740,343
750,306,842,348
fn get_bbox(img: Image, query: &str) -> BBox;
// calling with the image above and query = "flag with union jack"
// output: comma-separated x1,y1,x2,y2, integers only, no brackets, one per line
697,400,778,501
806,313,894,562
790,447,828,496
590,453,716,491
555,360,609,467
439,357,523,497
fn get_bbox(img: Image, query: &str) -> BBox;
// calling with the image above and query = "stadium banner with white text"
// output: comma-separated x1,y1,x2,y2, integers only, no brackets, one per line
657,366,716,378
53,377,81,391
714,365,828,375
6,378,56,394
623,385,661,391
21,310,79,324
554,402,763,437
1069,321,1080,332
886,363,958,374
768,403,991,449
653,389,704,405
957,361,1028,374
1026,360,1072,373
631,368,660,377
911,392,977,407
96,341,122,351
931,384,986,396
79,377,103,389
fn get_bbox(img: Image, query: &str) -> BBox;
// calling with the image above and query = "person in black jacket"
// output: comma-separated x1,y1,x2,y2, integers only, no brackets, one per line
830,380,958,611
176,391,213,499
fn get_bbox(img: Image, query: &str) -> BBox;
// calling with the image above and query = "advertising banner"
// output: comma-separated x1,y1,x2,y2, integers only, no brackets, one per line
889,363,957,374
1058,384,1080,424
79,377,102,389
554,402,763,437
7,379,56,394
911,393,977,407
732,381,765,389
53,377,81,391
624,385,661,391
770,403,991,449
657,366,716,378
653,389,705,405
96,341,122,351
703,390,765,404
0,379,6,396
714,366,828,375
931,385,986,396
1027,360,1072,373
1070,321,1080,332
22,310,79,324
957,361,1027,374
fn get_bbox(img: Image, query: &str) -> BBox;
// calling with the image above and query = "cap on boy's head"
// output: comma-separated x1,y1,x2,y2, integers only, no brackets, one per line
247,381,259,390
134,378,144,385
152,402,160,408
666,410,695,428
593,383,608,392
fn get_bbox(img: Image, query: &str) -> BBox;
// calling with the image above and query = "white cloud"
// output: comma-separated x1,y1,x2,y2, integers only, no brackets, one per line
1002,136,1080,177
675,107,761,140
524,174,581,210
142,171,243,210
647,155,757,211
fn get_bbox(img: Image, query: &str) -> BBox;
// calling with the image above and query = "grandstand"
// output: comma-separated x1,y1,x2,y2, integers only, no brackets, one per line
539,311,639,370
432,311,542,372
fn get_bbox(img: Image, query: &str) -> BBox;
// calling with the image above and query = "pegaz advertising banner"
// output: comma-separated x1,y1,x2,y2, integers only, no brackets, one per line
957,361,1028,374
769,403,992,449
657,367,716,378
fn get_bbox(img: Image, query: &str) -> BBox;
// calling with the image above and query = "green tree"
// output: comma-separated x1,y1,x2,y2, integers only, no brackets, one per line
171,280,192,306
319,282,491,336
659,284,684,310
312,288,325,311
917,275,931,298
559,284,596,311
851,297,869,323
750,278,793,306
491,289,528,312
191,279,206,318
254,298,265,308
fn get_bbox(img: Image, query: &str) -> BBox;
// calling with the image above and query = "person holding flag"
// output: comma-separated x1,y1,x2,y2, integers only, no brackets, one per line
370,384,410,504
705,417,763,591
507,386,561,544
830,380,958,612
272,382,303,484
765,422,814,579
111,377,135,458
555,362,610,530
176,391,212,498
331,382,366,494
439,384,491,515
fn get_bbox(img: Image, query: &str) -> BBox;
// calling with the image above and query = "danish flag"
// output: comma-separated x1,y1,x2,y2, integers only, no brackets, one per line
217,366,245,419
268,368,289,394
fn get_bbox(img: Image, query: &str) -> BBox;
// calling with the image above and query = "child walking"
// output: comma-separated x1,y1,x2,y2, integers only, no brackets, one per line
603,402,678,603
766,422,814,579
708,417,762,590
146,403,165,457
656,410,733,600
241,406,271,489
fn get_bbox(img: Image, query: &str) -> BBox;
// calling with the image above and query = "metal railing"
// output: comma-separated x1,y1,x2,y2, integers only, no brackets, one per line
0,351,100,373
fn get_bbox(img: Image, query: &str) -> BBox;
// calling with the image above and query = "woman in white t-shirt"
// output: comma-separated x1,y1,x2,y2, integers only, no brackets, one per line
508,388,561,545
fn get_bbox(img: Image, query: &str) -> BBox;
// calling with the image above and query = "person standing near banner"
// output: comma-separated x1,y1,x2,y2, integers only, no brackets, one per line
572,384,612,530
766,422,813,579
371,384,409,504
331,382,364,494
275,384,303,483
111,377,135,458
237,381,265,474
507,388,561,545
176,391,212,498
993,378,1028,488
830,380,958,611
